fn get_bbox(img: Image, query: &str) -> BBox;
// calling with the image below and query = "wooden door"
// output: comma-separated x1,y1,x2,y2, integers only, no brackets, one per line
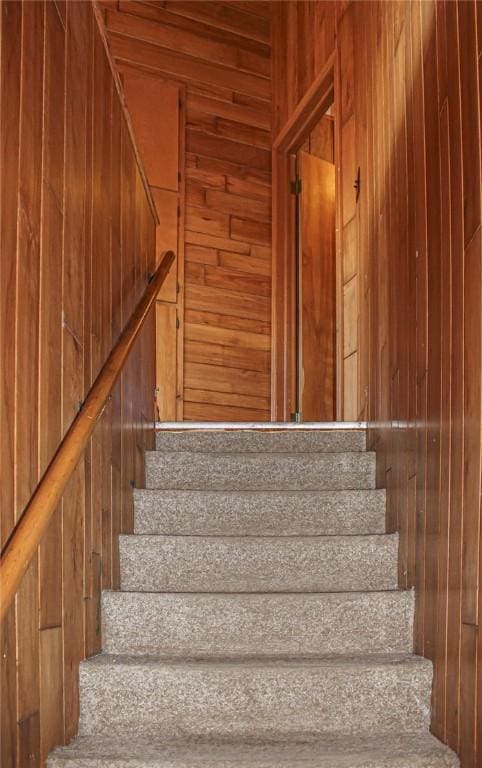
298,151,336,421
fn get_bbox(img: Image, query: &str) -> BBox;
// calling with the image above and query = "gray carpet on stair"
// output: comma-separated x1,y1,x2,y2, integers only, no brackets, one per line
102,590,414,657
155,428,367,453
78,654,433,739
48,427,459,768
48,732,459,768
133,488,386,536
119,533,399,592
145,451,376,490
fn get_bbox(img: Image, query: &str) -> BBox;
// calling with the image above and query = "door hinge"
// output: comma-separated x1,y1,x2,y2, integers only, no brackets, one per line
176,316,180,329
290,177,302,195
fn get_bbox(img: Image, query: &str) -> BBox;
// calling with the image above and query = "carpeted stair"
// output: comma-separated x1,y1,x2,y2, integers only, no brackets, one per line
48,428,459,768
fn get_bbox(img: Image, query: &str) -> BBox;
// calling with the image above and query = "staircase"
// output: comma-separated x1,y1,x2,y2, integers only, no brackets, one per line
49,428,458,767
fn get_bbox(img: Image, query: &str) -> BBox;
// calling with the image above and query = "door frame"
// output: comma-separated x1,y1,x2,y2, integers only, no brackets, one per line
271,52,342,421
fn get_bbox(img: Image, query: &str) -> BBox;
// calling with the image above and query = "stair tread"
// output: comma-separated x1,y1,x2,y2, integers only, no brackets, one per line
150,450,370,457
155,428,367,453
120,533,396,540
104,588,409,595
145,451,376,491
83,651,430,669
136,488,384,496
48,733,459,767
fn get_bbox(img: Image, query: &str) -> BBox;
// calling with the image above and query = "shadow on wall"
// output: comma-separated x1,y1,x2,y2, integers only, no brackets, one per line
358,3,481,767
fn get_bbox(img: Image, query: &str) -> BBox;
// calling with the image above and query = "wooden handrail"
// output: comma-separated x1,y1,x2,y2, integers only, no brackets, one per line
0,250,175,623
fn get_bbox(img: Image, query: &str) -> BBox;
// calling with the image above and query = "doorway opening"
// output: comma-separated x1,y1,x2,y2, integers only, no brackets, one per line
294,110,336,422
271,54,340,423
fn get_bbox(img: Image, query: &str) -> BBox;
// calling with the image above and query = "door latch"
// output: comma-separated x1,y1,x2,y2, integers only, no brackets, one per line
353,167,361,202
290,178,302,195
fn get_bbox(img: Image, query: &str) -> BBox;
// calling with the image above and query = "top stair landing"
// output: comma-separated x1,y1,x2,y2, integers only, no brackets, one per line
155,423,367,453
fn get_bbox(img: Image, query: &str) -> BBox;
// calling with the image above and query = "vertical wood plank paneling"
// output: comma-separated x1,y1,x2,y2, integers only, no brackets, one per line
337,3,358,421
459,0,481,624
82,0,95,662
355,2,370,429
403,0,417,589
421,0,442,668
460,225,482,768
272,0,335,136
156,302,178,421
458,2,481,251
62,1,90,736
273,1,482,764
458,5,482,765
0,3,22,765
38,0,65,633
38,3,65,756
120,120,136,535
39,627,63,760
14,5,45,764
1,2,157,764
110,88,123,591
445,0,464,751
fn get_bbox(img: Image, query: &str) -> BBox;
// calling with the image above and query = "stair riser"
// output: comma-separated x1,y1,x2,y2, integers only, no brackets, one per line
48,749,460,768
48,754,460,768
145,452,376,491
119,534,398,593
102,591,414,657
46,732,460,768
78,659,432,739
48,739,460,768
133,489,386,536
155,430,367,453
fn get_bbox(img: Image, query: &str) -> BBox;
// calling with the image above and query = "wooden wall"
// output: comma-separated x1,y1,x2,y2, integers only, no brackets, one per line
0,1,157,764
272,1,336,138
360,4,482,765
101,0,273,422
272,1,482,765
118,71,185,422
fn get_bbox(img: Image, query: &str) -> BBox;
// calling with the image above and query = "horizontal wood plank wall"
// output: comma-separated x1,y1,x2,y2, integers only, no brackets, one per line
272,1,482,764
0,1,156,764
101,0,273,421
